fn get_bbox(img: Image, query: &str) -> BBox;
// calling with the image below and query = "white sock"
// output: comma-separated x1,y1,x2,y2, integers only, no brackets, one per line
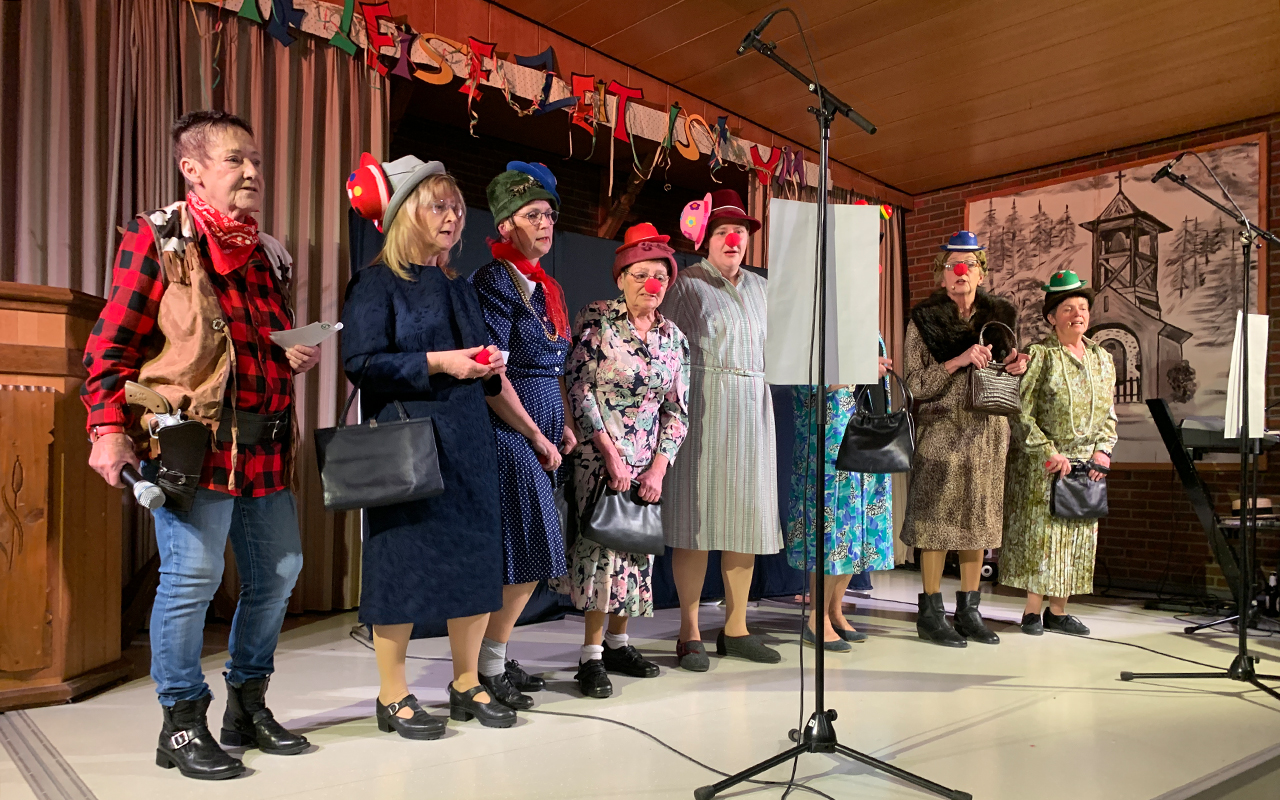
478,637,507,678
580,644,604,663
603,631,629,650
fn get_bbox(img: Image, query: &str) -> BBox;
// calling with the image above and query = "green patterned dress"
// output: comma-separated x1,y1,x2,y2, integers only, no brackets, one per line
1001,333,1118,597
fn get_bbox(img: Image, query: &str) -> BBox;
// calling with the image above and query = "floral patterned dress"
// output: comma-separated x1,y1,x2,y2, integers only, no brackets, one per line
1002,333,1118,597
786,381,895,576
550,297,690,616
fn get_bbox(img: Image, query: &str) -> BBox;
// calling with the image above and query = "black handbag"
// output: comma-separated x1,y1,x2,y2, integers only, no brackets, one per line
968,321,1022,417
580,476,665,555
1050,460,1109,519
313,356,445,511
835,370,915,474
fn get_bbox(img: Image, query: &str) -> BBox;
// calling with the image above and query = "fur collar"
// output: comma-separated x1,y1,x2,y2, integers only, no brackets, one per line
909,288,1018,363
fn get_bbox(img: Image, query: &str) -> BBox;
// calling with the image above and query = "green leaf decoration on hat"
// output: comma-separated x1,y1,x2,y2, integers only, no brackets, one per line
1042,269,1088,292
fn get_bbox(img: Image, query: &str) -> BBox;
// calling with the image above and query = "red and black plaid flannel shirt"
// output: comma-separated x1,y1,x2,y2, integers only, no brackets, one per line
82,219,295,497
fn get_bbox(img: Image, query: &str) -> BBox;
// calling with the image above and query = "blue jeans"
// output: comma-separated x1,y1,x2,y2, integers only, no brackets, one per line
149,486,303,706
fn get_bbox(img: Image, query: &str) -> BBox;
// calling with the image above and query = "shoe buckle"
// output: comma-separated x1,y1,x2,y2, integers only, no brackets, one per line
169,730,192,749
386,702,400,715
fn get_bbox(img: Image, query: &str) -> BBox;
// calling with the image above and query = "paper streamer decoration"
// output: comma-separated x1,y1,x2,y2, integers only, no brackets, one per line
460,38,495,99
751,145,781,185
238,0,264,24
327,0,356,54
359,3,394,75
710,115,731,173
606,81,643,144
265,0,305,47
569,74,596,134
679,193,712,248
516,48,577,116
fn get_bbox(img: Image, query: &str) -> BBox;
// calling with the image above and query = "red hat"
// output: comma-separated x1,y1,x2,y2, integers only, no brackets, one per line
613,222,678,282
704,189,761,237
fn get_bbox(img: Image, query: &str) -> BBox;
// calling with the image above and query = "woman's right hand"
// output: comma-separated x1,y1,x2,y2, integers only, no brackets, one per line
1044,453,1072,478
427,347,498,380
946,344,993,373
603,450,631,492
530,433,562,472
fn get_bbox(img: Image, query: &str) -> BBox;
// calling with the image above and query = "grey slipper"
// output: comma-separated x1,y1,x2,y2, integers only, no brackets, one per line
801,626,852,652
676,640,709,672
716,630,782,663
836,627,869,643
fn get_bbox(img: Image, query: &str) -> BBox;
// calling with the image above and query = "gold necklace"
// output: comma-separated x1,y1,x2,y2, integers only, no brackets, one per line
500,259,560,342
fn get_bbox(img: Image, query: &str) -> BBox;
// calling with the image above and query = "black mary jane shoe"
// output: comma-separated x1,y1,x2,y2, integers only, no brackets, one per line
156,695,245,780
375,694,446,741
448,683,517,728
601,644,661,678
574,659,613,699
478,670,534,710
504,659,545,692
220,676,310,755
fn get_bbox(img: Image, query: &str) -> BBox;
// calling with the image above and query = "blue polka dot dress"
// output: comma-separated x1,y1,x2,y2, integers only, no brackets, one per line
470,259,570,584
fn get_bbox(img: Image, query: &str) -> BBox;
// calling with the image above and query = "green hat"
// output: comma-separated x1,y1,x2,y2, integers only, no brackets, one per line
1042,269,1088,292
486,167,558,225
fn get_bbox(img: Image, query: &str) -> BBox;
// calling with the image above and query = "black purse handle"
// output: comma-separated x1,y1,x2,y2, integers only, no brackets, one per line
977,321,1020,356
338,354,410,429
853,369,914,415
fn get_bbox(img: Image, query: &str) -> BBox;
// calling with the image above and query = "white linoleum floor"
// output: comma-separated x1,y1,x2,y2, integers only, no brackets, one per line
4,570,1280,800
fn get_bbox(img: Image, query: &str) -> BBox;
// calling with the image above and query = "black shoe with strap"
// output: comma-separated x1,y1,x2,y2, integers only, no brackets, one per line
1043,609,1090,635
220,676,310,755
156,695,245,780
375,694,446,740
953,591,1000,645
478,670,534,710
504,659,545,692
574,659,613,698
602,643,660,678
448,682,517,728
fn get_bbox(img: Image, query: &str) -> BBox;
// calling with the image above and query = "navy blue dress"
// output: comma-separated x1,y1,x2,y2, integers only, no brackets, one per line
341,263,503,627
470,259,570,585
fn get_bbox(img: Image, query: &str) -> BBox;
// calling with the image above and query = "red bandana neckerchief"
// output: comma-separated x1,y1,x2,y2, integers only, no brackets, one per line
490,239,569,339
186,191,260,275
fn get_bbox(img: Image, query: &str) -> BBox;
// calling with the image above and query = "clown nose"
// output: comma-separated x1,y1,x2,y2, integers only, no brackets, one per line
724,232,742,248
951,263,969,276
644,278,663,295
474,349,491,365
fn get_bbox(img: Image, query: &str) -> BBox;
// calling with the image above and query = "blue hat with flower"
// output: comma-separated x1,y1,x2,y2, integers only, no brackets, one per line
940,230,984,252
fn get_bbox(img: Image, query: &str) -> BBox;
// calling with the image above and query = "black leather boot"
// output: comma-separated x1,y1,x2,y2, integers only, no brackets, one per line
953,591,1000,644
155,695,245,780
916,592,966,648
220,676,310,755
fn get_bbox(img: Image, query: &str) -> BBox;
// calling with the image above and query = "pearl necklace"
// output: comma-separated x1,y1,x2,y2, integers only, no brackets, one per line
1058,341,1096,439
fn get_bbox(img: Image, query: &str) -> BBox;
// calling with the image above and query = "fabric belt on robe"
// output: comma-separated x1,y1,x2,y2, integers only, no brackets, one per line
694,365,765,378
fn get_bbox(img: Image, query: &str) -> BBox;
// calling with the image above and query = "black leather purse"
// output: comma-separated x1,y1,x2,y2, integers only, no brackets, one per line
313,356,445,511
580,476,665,555
1050,460,1109,519
835,370,915,474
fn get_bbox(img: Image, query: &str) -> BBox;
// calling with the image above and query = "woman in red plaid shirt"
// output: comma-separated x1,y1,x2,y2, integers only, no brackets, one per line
83,111,322,781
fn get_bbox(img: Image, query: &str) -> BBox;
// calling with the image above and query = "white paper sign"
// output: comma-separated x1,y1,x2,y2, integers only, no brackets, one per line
764,200,880,386
269,321,343,349
1224,311,1269,438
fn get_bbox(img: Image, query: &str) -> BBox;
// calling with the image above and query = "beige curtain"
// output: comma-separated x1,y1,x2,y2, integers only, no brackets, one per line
0,0,386,612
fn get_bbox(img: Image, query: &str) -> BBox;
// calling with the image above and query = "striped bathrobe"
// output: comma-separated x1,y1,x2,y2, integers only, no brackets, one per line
660,260,782,554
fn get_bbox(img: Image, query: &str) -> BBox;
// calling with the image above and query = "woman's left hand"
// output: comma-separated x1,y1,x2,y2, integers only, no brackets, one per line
878,356,893,378
560,424,578,454
1004,349,1030,377
636,463,666,503
286,344,321,374
1088,451,1110,481
530,433,562,471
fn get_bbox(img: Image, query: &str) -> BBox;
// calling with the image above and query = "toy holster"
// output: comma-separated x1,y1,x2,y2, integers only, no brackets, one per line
154,420,211,513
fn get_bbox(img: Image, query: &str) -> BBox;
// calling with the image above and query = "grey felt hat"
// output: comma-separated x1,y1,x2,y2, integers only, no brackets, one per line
383,155,446,230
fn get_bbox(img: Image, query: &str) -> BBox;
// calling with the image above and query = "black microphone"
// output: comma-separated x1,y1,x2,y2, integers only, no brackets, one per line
737,10,781,56
1150,152,1187,183
121,464,165,510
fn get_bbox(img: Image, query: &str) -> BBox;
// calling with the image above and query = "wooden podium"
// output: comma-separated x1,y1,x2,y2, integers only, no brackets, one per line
0,281,131,710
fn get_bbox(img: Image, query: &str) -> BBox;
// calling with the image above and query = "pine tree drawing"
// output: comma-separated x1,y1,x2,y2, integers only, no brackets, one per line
1030,201,1055,265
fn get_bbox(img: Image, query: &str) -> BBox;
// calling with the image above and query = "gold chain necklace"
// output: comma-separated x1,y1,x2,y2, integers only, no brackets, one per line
499,259,560,342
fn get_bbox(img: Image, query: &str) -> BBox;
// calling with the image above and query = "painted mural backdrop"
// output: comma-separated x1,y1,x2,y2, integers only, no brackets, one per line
965,136,1265,463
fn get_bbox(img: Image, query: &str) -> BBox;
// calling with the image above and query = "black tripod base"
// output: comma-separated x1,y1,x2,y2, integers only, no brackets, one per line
693,711,971,800
1120,654,1280,702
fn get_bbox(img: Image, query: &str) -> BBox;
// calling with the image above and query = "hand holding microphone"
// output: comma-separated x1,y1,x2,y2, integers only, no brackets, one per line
121,464,165,510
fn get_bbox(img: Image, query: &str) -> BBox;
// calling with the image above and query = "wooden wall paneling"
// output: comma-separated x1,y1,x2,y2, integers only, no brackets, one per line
488,5,539,59
434,0,491,44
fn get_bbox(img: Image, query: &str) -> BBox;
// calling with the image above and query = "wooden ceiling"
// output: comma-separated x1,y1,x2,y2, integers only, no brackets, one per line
494,0,1280,195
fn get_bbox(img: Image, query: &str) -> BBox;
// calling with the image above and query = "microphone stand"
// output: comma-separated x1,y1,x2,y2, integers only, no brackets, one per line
694,24,969,800
1120,160,1280,702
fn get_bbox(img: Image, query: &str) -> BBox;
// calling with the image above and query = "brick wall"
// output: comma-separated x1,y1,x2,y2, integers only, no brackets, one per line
905,113,1280,595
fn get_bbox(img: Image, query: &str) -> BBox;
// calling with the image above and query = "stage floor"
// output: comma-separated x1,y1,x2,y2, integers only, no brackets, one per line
3,571,1279,800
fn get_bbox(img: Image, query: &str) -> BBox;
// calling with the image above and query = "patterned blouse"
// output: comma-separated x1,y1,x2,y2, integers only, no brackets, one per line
567,297,691,469
1012,332,1119,462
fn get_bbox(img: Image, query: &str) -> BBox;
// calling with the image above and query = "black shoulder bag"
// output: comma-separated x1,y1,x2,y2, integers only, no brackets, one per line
313,355,445,511
835,370,916,474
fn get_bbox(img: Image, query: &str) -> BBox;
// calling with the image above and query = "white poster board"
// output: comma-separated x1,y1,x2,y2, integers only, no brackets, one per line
1224,312,1269,438
764,200,880,386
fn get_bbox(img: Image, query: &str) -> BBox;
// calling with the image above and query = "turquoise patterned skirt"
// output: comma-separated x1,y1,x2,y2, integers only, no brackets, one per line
785,386,895,575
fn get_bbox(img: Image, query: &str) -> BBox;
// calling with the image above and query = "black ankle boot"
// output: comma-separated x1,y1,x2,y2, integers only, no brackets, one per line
916,592,966,648
220,676,310,755
156,695,245,780
953,591,1000,644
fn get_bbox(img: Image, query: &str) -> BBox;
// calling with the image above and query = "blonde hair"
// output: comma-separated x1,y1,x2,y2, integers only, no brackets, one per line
375,174,467,280
932,249,987,279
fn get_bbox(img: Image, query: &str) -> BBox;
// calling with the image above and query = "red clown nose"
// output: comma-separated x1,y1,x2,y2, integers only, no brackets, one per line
644,278,663,295
724,232,742,248
474,349,491,365
951,263,969,277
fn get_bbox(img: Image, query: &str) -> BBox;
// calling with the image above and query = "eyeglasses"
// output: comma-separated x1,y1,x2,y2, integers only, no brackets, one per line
426,200,463,217
945,260,980,271
516,209,559,226
624,270,669,285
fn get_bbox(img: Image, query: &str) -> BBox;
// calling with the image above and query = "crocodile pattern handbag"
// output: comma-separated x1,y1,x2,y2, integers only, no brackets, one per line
968,321,1021,417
